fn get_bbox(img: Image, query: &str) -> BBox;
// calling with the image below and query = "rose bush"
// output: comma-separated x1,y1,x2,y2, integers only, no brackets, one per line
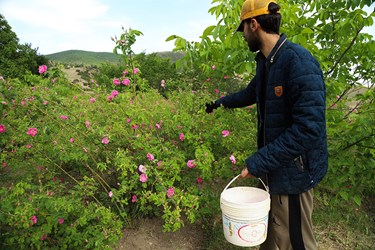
0,53,257,247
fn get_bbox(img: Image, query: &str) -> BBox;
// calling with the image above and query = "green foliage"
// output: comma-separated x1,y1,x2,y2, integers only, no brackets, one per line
1,1,374,248
168,0,375,208
0,14,48,79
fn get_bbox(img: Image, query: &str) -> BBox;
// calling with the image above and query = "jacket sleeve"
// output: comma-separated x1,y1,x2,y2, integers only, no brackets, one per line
246,52,326,177
216,78,257,108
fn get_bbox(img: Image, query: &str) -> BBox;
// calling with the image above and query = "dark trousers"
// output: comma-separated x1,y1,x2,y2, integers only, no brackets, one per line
260,189,317,250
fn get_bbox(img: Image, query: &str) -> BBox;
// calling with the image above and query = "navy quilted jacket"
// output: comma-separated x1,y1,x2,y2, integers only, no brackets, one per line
217,34,328,195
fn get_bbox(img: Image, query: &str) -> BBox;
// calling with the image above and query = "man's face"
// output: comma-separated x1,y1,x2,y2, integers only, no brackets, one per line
243,20,261,53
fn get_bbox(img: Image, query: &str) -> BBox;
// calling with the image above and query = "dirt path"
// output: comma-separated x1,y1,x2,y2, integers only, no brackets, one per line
115,218,205,250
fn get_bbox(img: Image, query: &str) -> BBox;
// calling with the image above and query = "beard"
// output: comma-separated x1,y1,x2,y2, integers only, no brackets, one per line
247,35,261,53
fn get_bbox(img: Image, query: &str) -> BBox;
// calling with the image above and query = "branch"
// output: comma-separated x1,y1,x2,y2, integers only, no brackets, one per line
326,26,363,76
342,132,375,150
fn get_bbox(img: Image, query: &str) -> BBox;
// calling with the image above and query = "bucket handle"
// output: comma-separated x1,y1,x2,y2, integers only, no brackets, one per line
223,174,269,193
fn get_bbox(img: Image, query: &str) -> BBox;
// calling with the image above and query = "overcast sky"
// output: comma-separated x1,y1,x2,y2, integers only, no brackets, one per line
0,0,217,55
1,0,374,56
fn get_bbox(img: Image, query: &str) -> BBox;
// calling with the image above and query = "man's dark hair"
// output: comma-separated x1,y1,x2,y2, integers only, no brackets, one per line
246,3,281,34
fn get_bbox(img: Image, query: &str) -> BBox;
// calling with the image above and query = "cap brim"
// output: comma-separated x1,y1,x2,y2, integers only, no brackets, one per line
236,21,244,32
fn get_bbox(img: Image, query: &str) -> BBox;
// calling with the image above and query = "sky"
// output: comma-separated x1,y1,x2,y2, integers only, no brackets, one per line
1,1,374,56
0,0,217,55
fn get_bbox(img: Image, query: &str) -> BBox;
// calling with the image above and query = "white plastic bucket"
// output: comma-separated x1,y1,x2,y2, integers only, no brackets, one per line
220,175,270,247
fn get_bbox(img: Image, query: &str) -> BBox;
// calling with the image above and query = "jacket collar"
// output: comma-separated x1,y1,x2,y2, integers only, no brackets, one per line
255,34,287,64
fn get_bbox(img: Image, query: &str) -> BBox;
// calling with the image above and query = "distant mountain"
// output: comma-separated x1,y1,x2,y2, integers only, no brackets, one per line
46,50,120,66
46,50,185,66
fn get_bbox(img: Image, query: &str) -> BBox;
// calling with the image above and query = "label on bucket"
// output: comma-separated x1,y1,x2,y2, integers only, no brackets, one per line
222,214,268,247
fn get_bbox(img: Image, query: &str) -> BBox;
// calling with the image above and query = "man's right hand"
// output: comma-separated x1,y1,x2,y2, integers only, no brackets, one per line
205,101,219,113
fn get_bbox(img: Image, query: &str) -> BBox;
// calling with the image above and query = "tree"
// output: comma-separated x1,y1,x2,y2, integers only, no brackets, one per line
168,0,375,205
0,14,48,79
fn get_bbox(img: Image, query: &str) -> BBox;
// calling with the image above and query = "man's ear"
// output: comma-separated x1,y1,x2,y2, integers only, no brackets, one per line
251,19,258,31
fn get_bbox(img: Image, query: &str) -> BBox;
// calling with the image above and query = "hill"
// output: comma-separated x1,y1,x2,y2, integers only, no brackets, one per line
46,50,120,66
46,50,185,66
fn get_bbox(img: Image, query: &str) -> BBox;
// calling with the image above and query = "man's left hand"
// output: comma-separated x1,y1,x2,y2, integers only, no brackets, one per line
241,167,255,178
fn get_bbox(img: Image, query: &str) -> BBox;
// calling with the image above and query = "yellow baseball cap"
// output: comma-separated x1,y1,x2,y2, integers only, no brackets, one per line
236,0,278,32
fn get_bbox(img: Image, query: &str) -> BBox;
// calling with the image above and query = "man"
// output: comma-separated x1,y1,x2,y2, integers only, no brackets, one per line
206,0,328,249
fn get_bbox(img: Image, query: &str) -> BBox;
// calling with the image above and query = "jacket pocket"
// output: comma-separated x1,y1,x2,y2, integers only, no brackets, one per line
293,155,305,172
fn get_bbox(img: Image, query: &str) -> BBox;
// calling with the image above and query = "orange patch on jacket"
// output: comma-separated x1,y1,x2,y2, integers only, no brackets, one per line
274,86,283,97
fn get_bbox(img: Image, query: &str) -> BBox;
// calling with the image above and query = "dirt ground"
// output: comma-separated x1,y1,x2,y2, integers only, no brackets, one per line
116,218,205,250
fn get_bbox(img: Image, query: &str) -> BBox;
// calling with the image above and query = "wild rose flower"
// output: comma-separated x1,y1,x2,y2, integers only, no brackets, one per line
140,173,148,183
167,187,175,198
214,89,220,94
26,144,32,149
230,155,236,164
155,123,161,129
146,153,155,161
132,195,137,203
60,115,68,120
113,78,121,86
197,177,203,184
133,68,139,74
69,138,74,143
179,133,185,141
108,95,114,102
127,118,131,123
187,160,196,169
30,215,37,225
38,65,47,74
85,120,91,128
43,101,49,105
58,218,64,224
102,137,109,144
160,79,165,87
108,191,113,198
27,127,37,137
2,162,7,168
132,124,139,130
123,70,128,75
1,101,7,105
111,90,119,97
212,65,216,70
147,153,154,161
0,124,5,133
138,164,147,173
90,97,96,103
122,78,130,86
41,234,47,241
222,130,230,137
224,75,229,79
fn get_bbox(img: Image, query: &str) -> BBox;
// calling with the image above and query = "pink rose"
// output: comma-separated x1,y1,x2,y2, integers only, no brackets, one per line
58,218,64,224
179,133,185,141
27,127,38,137
230,155,236,164
102,137,109,144
38,65,47,74
0,124,6,133
30,215,37,225
187,160,196,169
147,153,154,161
167,187,175,198
222,130,230,137
132,195,137,203
140,173,148,183
113,78,121,86
122,78,130,86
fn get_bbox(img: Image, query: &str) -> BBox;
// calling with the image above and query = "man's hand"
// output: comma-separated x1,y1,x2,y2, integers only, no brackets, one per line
205,101,219,113
241,167,255,178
